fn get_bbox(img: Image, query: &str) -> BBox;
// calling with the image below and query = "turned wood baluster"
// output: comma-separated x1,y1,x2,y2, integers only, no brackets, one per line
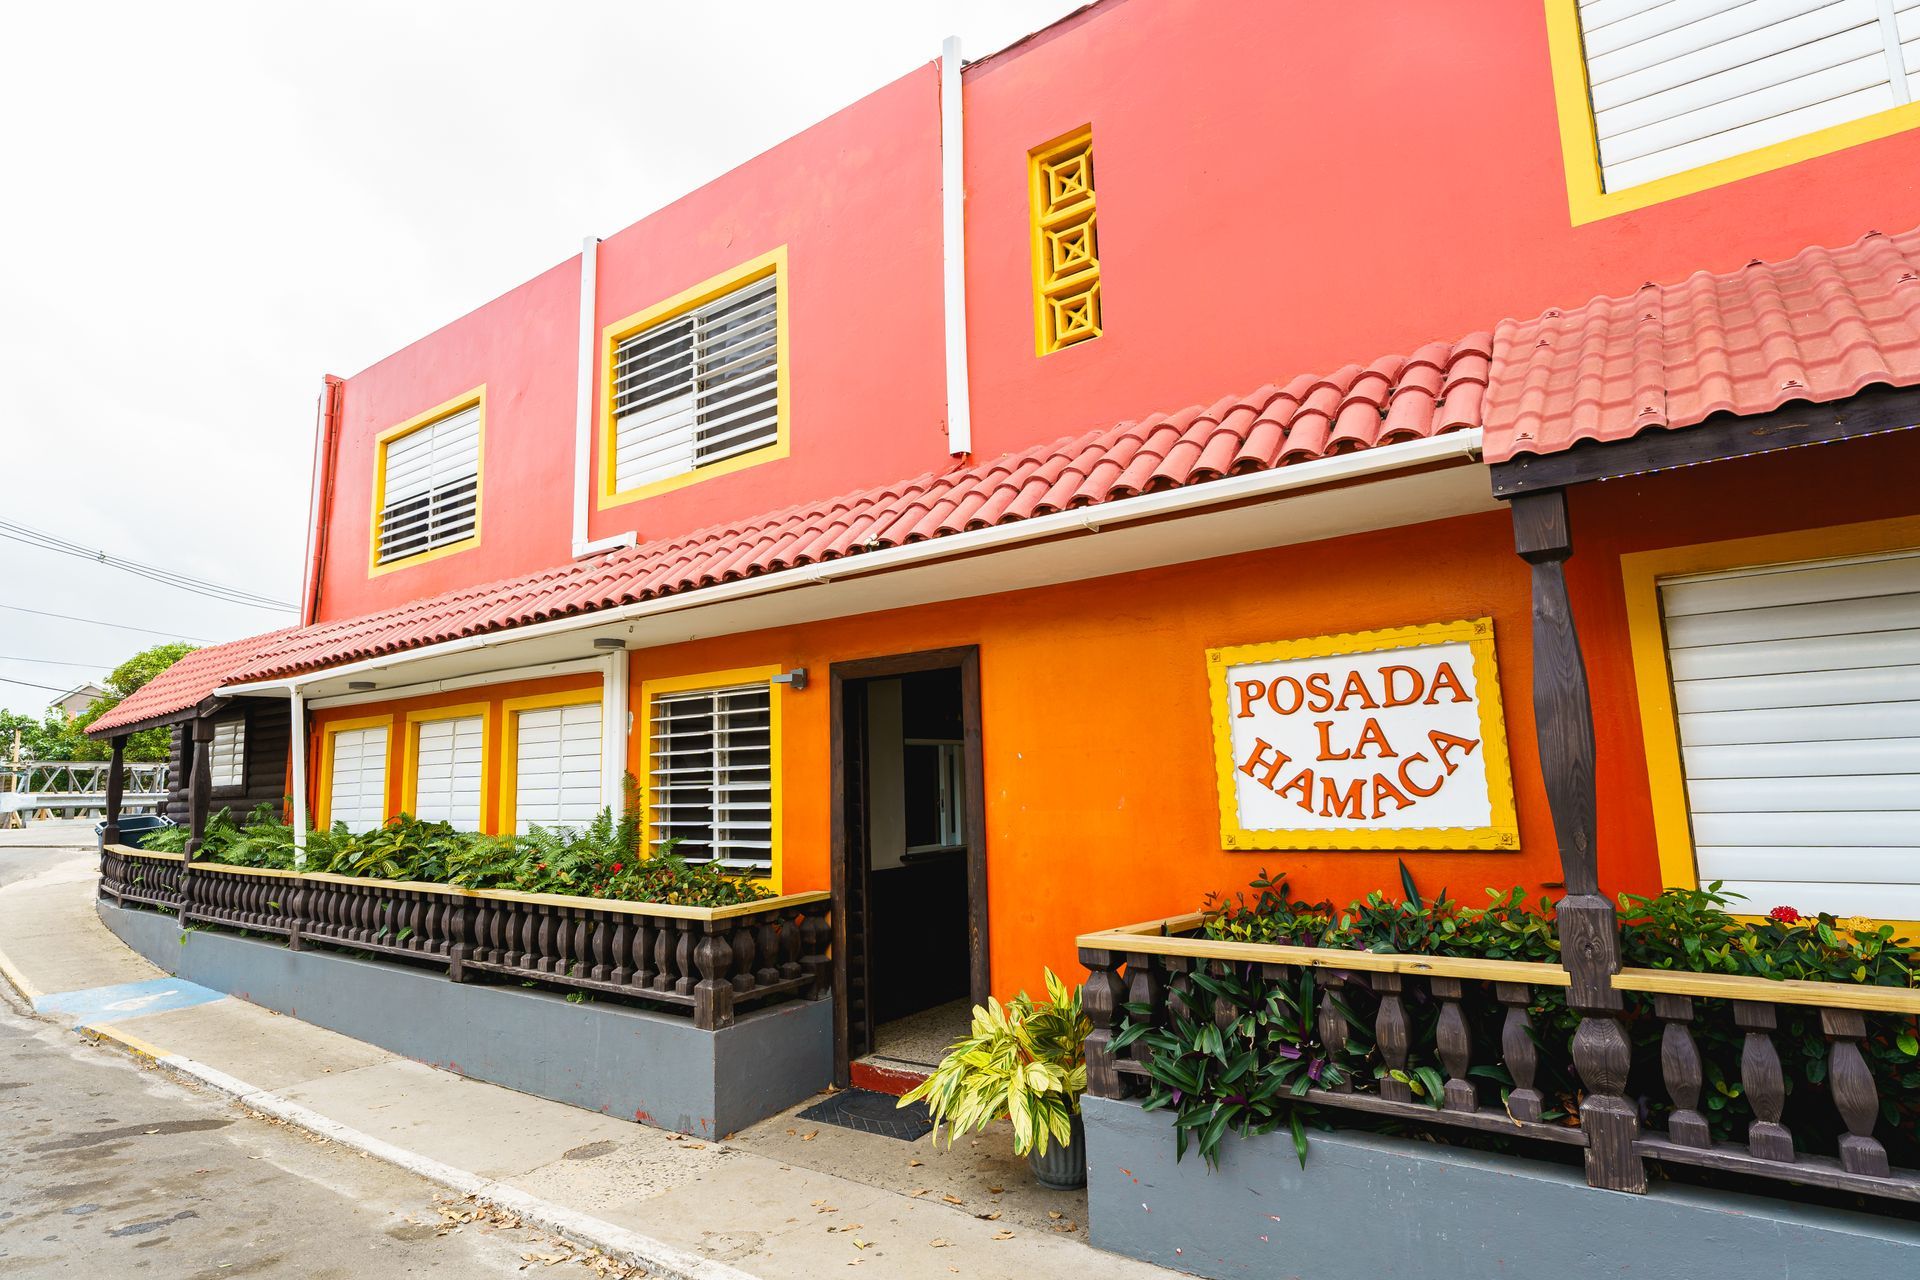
780,914,803,982
799,911,831,998
1430,977,1477,1112
1495,982,1543,1123
1164,956,1196,1023
602,914,624,984
693,923,734,1030
1822,1007,1889,1177
1315,971,1352,1092
519,905,539,970
1125,952,1163,1074
755,918,779,986
730,922,756,993
653,921,675,992
1733,1000,1794,1162
1375,973,1413,1103
573,914,592,980
539,907,560,974
1211,962,1239,1033
1079,947,1129,1100
1650,993,1709,1147
673,920,696,995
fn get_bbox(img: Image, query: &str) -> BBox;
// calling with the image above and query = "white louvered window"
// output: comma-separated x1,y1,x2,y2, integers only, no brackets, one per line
649,682,773,872
1575,0,1920,192
327,726,388,831
611,273,779,494
1660,546,1920,919
378,403,480,564
210,720,246,790
411,716,485,829
514,702,603,833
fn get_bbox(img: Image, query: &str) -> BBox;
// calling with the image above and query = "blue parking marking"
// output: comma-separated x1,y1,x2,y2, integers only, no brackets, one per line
34,977,223,1025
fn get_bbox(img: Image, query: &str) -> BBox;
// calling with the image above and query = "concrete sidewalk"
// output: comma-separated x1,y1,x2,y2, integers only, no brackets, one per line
0,851,1175,1280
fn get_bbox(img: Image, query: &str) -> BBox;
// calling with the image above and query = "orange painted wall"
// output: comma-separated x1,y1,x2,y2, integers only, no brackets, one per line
309,672,600,833
623,430,1920,995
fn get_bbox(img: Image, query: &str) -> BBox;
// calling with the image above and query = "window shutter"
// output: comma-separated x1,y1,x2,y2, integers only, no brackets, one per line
379,404,480,563
412,715,485,829
649,683,773,871
210,720,246,789
1660,547,1920,918
514,702,604,833
1577,0,1913,192
612,274,779,493
328,726,388,831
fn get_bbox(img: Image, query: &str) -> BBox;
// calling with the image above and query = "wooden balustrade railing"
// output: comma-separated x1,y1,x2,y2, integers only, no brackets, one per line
100,845,831,1031
1080,915,1920,1205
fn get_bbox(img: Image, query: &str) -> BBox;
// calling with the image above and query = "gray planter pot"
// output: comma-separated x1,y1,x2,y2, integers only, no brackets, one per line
1028,1112,1087,1189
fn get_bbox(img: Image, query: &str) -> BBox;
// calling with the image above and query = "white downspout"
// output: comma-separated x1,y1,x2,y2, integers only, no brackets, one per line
940,35,973,458
288,686,308,867
601,649,630,820
574,236,637,559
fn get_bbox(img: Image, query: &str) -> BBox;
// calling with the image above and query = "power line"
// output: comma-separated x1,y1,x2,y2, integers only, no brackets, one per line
0,654,116,670
0,602,210,644
0,519,297,612
0,675,71,695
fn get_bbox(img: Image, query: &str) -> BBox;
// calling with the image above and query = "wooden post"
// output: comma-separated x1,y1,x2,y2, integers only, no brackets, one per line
102,735,128,847
1508,489,1645,1193
182,715,214,923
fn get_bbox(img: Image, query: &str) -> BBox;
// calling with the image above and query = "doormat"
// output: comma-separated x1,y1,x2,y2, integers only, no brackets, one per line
797,1088,935,1142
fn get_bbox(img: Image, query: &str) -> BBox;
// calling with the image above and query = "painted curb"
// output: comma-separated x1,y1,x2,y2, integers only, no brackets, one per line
74,1021,758,1280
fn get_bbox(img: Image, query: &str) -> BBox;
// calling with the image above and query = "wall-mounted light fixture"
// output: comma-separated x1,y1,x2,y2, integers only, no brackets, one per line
347,681,376,692
770,667,808,692
593,638,627,651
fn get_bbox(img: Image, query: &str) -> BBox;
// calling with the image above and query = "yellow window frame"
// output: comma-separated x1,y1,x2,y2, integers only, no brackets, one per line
368,386,486,577
638,664,785,893
1622,515,1920,935
598,248,790,510
1544,1,1920,225
399,702,496,831
499,686,606,836
314,713,396,830
1029,126,1101,355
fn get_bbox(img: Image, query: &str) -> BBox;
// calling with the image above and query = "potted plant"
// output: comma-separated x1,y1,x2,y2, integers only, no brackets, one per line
899,969,1092,1189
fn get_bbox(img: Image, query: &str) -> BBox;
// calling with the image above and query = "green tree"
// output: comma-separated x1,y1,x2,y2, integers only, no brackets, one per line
65,643,198,763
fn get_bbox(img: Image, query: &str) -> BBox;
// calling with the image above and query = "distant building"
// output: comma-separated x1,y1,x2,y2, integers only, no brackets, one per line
48,682,106,720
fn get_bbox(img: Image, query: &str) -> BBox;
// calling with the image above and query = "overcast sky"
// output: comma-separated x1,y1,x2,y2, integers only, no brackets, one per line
0,1,1088,717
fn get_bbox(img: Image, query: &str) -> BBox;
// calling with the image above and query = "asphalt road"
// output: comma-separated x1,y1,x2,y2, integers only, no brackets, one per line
0,823,633,1278
0,819,94,889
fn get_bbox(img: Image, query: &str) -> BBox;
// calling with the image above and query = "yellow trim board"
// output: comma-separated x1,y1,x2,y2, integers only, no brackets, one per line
1543,1,1920,224
598,248,790,510
1207,617,1520,852
368,386,486,577
1621,516,1920,937
499,686,606,836
638,664,785,893
400,702,495,830
314,713,395,829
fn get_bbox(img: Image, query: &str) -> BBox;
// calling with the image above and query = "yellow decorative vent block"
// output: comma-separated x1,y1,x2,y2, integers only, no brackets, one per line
1030,127,1101,354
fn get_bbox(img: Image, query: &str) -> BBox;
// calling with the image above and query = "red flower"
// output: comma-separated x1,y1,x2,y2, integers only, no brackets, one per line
537,862,547,871
611,863,623,873
1768,905,1801,924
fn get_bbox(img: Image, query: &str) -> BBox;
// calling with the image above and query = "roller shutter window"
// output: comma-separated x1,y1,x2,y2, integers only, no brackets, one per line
411,715,485,829
1575,0,1919,192
611,273,779,494
1660,546,1920,918
378,404,480,564
210,720,246,790
514,702,604,833
327,726,388,831
649,683,773,873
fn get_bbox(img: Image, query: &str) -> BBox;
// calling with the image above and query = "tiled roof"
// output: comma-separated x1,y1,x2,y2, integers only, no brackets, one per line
1485,226,1920,464
86,628,301,736
187,335,1488,689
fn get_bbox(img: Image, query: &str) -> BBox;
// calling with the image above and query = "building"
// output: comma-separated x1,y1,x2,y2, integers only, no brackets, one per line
47,682,106,720
89,3,1920,1270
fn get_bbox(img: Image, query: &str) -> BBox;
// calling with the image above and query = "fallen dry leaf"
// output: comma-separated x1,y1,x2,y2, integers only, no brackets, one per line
1047,1210,1063,1220
993,1229,1016,1240
929,1238,950,1248
801,1130,819,1142
908,1158,923,1167
988,1185,1004,1194
852,1239,870,1250
941,1194,965,1206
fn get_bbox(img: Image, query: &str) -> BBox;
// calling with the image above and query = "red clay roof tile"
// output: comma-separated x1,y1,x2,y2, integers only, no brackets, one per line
87,628,301,736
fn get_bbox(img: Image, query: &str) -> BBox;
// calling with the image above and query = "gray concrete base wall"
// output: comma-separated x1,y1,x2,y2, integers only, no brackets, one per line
1084,1095,1920,1280
101,900,832,1136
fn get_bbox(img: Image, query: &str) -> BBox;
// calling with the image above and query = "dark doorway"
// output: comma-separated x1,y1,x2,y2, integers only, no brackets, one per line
830,647,985,1084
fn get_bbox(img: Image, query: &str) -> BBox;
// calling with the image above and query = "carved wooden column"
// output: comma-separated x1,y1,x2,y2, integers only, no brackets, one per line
1079,947,1129,1100
1508,488,1644,1193
182,715,215,923
102,734,128,847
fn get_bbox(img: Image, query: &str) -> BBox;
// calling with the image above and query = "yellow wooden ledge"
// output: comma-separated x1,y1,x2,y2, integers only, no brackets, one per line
281,869,827,922
194,862,304,879
107,844,183,863
1075,921,1571,987
1613,968,1920,1016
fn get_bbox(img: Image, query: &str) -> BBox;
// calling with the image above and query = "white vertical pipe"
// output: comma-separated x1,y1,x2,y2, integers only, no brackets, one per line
940,35,973,457
602,649,630,819
574,237,636,558
288,687,309,867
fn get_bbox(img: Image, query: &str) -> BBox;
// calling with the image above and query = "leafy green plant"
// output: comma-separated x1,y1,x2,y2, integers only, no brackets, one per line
899,970,1091,1157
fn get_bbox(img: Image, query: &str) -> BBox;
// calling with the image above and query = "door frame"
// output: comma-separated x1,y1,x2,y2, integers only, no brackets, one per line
829,645,987,1084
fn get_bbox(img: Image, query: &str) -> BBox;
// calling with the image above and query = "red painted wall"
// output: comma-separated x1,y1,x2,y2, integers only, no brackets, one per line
312,0,1920,621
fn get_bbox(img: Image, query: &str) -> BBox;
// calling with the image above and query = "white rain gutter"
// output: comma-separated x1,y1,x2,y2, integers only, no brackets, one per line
287,686,308,865
574,235,636,559
218,429,1483,697
940,35,973,457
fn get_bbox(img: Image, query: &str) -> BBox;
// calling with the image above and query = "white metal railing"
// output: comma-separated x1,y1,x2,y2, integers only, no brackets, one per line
0,759,168,816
